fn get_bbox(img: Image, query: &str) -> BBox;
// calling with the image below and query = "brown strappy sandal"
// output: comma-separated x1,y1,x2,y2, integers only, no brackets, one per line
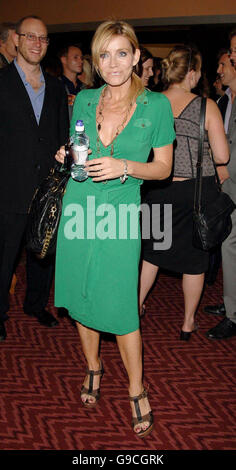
80,360,104,408
129,388,154,438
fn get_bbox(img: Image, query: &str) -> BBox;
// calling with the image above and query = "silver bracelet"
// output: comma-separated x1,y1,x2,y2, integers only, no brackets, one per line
120,159,128,184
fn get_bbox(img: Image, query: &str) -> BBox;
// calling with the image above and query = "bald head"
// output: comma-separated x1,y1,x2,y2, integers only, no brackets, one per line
14,17,48,67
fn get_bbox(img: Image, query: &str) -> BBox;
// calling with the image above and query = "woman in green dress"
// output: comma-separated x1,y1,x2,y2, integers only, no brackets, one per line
55,20,175,438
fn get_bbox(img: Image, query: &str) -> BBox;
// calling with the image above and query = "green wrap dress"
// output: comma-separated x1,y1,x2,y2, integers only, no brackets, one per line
55,86,175,335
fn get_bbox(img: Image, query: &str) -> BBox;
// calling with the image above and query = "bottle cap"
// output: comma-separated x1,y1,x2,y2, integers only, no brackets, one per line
75,119,84,131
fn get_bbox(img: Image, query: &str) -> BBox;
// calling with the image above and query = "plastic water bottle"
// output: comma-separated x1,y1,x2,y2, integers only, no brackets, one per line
70,120,89,182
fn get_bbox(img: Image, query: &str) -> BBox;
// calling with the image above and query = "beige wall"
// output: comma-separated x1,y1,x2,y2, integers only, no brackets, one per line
145,45,177,58
1,0,236,27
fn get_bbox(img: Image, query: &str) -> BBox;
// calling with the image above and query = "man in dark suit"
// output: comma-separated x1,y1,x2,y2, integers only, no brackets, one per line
217,50,236,131
0,15,69,342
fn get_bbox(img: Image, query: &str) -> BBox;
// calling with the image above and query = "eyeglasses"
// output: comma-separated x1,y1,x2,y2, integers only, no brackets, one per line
17,33,49,44
228,47,236,55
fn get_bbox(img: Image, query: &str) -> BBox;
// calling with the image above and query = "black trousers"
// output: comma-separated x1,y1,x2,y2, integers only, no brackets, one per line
0,212,54,322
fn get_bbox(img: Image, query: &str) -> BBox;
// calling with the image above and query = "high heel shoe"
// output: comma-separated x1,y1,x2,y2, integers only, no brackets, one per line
129,388,154,438
80,360,104,408
180,325,198,341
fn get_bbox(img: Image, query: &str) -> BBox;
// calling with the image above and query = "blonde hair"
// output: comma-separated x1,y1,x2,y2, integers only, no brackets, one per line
162,46,201,86
91,20,144,103
82,58,93,87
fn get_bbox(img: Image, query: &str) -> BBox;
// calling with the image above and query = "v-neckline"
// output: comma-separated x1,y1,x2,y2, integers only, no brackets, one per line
95,86,138,148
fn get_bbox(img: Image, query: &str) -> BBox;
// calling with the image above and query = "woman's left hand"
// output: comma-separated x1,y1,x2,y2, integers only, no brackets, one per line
85,157,124,182
217,166,230,185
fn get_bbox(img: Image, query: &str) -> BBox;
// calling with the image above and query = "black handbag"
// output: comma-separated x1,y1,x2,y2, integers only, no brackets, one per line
192,97,236,251
26,146,72,258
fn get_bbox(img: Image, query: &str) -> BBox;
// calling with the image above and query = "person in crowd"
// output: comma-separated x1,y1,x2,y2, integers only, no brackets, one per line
78,55,94,88
136,46,154,87
148,56,164,92
0,15,69,343
0,23,18,294
0,22,17,68
55,19,175,437
204,49,236,313
58,44,83,119
205,50,235,286
215,49,236,134
139,46,229,341
205,33,236,339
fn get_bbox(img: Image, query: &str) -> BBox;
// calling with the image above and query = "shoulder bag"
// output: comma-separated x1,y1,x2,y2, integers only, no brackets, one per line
26,145,72,258
192,97,236,251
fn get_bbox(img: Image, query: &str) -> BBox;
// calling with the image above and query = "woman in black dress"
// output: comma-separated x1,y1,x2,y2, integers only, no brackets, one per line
139,46,229,340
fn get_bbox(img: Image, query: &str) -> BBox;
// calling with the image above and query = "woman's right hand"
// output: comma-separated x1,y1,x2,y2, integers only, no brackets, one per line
55,146,66,164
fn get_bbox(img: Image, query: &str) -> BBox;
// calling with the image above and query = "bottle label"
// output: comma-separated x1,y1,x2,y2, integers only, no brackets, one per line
71,145,88,164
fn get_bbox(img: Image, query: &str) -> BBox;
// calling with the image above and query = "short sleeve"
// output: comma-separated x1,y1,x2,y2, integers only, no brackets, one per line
150,94,176,148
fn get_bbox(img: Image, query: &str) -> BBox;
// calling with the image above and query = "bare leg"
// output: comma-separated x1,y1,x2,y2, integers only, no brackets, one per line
116,329,152,435
182,273,205,332
139,260,159,312
76,321,101,405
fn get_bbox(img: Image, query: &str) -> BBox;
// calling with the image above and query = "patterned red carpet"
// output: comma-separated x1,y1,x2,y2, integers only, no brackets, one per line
0,256,235,451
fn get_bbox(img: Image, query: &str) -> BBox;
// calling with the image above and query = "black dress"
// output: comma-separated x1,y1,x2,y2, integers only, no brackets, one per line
142,96,218,275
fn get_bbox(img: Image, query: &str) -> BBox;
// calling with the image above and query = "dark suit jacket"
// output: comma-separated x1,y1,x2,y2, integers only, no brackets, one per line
0,53,9,69
0,62,69,213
